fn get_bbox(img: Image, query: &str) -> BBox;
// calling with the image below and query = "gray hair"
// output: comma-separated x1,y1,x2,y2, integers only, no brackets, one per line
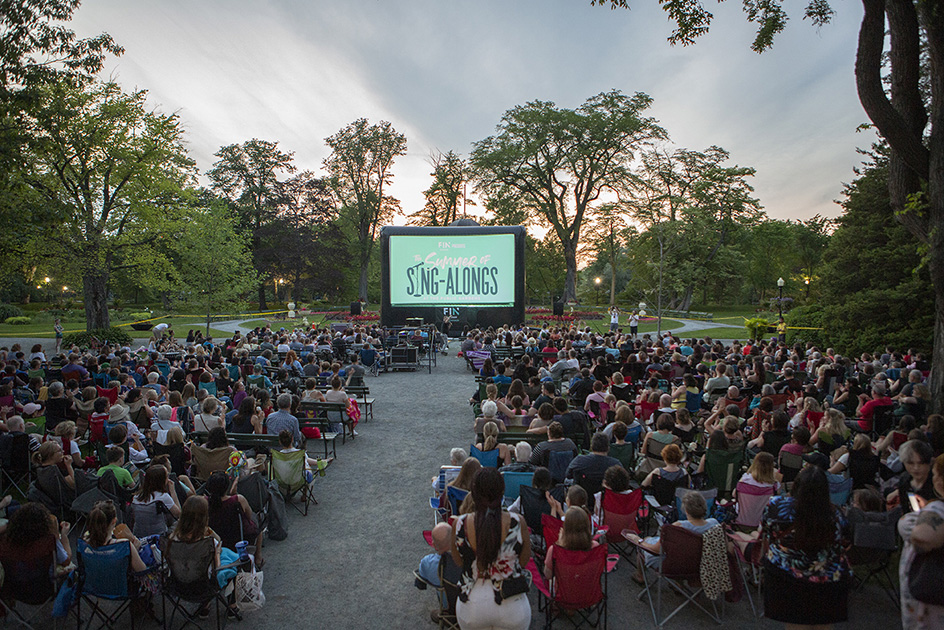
47,381,64,397
6,416,24,432
449,447,468,466
515,441,532,463
277,393,293,409
482,400,498,418
761,384,776,397
681,491,708,519
899,439,933,466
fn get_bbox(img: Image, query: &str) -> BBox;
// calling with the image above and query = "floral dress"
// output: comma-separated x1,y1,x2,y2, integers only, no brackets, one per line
898,501,944,630
454,512,527,601
763,495,850,583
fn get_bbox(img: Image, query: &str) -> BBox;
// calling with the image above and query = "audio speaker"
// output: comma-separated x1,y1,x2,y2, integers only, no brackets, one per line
350,301,362,316
553,301,564,316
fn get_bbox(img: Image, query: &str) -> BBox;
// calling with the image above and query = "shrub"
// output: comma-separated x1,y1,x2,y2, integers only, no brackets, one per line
0,304,23,320
62,327,133,349
743,317,773,341
4,316,31,325
785,305,829,348
129,312,152,321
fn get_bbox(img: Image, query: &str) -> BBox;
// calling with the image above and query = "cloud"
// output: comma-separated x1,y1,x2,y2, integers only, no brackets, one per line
70,0,873,221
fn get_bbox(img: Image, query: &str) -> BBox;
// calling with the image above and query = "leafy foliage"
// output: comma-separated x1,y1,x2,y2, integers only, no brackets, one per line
409,150,470,226
62,327,132,348
784,304,829,348
3,316,30,325
0,304,24,320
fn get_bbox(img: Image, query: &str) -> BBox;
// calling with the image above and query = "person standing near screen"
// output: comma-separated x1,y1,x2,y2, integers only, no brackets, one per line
609,306,620,332
629,311,639,339
54,318,63,354
441,314,451,354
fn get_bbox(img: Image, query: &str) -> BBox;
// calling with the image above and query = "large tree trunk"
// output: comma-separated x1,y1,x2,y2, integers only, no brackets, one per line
83,271,110,330
562,244,578,302
358,264,369,303
257,283,267,312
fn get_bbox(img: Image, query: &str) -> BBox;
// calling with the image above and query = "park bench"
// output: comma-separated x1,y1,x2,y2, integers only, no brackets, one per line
314,384,374,421
298,400,354,445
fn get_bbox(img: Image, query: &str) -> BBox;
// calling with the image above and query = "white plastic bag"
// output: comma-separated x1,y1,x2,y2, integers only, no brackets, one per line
235,559,265,612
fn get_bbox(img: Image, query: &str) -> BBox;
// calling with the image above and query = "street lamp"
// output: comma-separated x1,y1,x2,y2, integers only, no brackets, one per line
594,277,602,306
777,277,785,318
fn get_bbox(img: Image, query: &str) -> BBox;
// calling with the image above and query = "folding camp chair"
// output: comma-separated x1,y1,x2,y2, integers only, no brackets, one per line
599,488,644,562
726,528,765,617
847,506,902,607
701,448,744,499
520,484,567,541
191,445,233,483
501,471,532,503
1,433,33,497
446,486,469,517
732,481,774,530
469,444,499,468
429,466,461,524
828,475,854,507
75,539,140,630
778,451,804,488
0,536,58,629
269,449,316,516
632,524,722,627
548,449,575,484
412,552,461,630
574,468,606,513
160,535,246,630
539,543,609,629
674,487,717,522
608,442,636,472
541,513,564,550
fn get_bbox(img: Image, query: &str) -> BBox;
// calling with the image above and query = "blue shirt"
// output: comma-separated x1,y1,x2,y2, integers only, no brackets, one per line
265,410,301,447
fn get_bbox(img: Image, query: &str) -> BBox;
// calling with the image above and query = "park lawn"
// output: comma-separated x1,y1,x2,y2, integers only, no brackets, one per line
0,315,230,339
684,326,754,340
572,318,684,335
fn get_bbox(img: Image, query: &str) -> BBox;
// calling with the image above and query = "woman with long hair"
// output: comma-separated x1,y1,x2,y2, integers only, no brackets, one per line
474,421,512,466
204,472,264,568
810,408,851,452
451,467,531,630
85,501,147,571
131,464,182,537
543,505,596,580
230,396,263,434
761,465,850,628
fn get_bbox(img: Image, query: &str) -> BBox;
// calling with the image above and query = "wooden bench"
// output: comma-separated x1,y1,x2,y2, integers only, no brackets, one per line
192,430,284,451
315,385,374,421
298,401,355,445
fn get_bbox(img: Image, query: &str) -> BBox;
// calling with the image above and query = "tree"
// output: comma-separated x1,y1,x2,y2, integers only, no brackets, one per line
592,0,944,408
207,139,296,311
409,150,470,226
582,203,634,306
793,215,832,298
254,172,348,303
175,199,258,337
13,80,194,329
0,0,122,102
471,90,666,302
324,118,407,301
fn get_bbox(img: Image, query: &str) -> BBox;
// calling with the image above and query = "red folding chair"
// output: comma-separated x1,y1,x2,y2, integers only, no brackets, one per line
599,488,643,562
96,386,119,405
543,544,609,629
542,513,563,549
732,482,774,530
632,524,722,627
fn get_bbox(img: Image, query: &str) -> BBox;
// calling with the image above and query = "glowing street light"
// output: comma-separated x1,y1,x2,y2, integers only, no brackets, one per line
777,277,785,317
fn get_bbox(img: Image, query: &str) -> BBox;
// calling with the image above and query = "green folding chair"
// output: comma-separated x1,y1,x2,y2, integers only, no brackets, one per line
269,449,317,516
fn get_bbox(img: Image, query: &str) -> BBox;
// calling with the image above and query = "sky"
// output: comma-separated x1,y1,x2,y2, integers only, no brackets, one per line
70,0,874,223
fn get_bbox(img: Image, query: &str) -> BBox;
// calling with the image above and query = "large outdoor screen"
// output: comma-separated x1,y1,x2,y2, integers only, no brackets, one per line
388,233,516,306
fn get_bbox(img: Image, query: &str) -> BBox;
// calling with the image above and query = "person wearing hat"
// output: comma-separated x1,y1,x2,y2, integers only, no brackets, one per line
108,404,146,443
21,402,43,420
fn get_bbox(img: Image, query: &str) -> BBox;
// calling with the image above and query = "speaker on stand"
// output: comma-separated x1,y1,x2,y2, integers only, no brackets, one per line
553,301,565,316
350,301,362,316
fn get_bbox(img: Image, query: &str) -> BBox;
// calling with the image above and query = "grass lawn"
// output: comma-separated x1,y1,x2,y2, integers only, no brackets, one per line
0,315,231,339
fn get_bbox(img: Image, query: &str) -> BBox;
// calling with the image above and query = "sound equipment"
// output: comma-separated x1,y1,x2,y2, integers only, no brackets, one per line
350,301,362,316
553,301,565,316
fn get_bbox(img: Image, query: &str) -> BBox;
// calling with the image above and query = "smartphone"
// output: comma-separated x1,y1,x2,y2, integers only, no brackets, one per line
908,492,921,512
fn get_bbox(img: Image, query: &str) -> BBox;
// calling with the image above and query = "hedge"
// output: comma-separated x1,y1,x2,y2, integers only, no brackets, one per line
0,304,23,320
3,316,30,325
62,327,133,348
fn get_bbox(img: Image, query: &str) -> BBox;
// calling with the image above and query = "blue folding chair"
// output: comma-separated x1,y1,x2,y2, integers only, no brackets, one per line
198,381,218,397
674,487,717,522
829,475,853,506
685,391,703,414
502,472,533,501
75,539,137,630
548,450,575,484
447,486,469,516
470,445,500,468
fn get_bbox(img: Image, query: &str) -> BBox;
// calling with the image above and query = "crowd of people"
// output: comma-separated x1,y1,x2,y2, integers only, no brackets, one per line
0,323,383,622
422,322,941,630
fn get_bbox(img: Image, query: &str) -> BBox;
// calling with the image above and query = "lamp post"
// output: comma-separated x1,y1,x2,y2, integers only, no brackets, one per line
777,277,785,318
594,277,602,306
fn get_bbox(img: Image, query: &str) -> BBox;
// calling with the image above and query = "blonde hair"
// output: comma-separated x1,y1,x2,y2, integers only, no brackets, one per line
557,507,593,551
804,397,822,413
55,421,76,439
823,408,846,435
482,421,499,451
746,452,777,484
165,426,184,445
